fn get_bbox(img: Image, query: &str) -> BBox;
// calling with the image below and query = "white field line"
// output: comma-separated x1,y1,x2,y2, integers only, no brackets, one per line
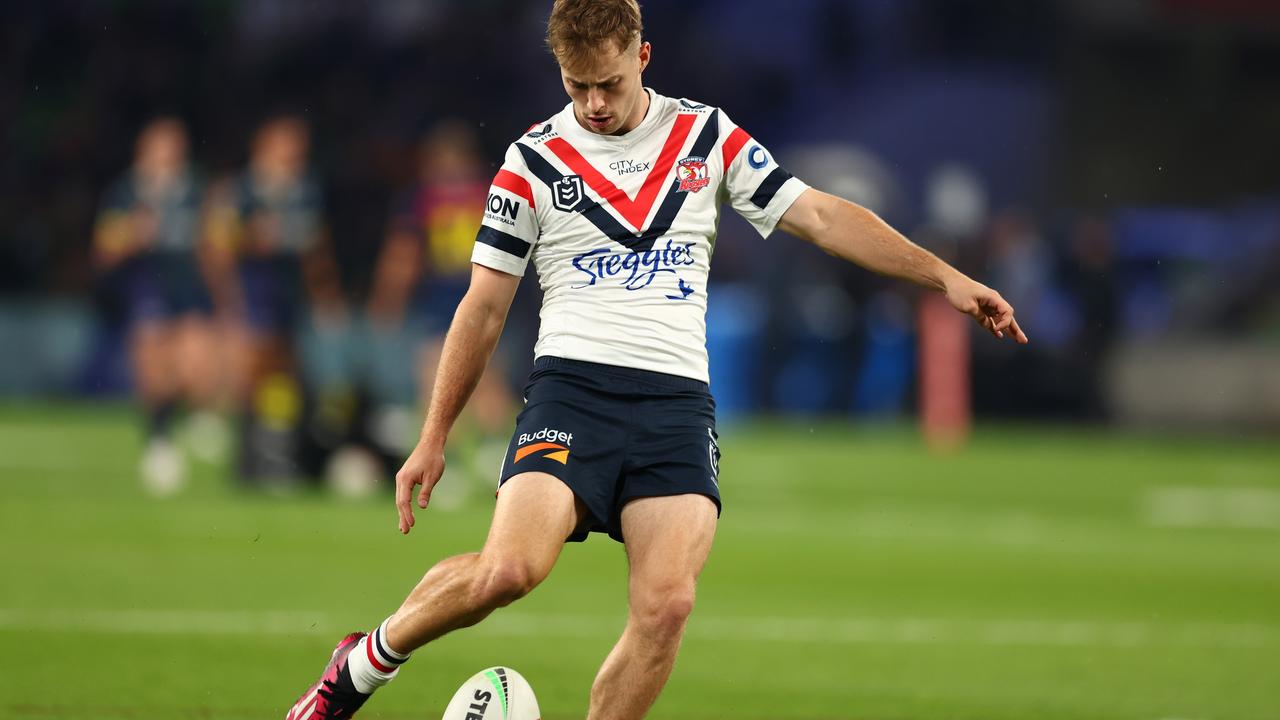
1143,486,1280,530
0,608,1276,649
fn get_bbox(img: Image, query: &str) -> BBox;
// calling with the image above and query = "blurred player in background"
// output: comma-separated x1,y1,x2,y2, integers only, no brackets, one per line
284,1,1027,718
366,121,514,494
204,115,345,484
93,117,221,495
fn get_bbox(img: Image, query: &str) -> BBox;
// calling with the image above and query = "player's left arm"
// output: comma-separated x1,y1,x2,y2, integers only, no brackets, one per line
778,189,1028,343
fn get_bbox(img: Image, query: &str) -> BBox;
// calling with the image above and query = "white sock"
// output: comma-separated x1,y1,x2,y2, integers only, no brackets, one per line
347,618,411,694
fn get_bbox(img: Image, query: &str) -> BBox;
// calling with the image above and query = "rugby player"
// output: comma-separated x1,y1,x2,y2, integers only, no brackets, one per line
285,1,1027,718
366,121,514,480
203,115,344,483
93,117,220,494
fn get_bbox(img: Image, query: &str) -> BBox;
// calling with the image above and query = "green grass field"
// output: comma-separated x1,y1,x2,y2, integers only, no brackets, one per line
2,404,1278,719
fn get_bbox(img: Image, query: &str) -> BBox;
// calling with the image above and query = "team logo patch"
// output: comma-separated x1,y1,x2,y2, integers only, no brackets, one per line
676,156,711,193
553,175,584,211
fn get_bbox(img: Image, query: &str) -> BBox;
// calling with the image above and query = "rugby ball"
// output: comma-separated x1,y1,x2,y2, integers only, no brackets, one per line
441,666,540,720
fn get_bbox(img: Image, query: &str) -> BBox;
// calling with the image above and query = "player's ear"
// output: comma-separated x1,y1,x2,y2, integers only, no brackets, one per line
637,41,651,73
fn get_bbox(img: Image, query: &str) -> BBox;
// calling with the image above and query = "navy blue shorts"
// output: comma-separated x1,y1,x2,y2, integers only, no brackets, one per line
237,256,304,333
499,356,722,543
121,252,213,325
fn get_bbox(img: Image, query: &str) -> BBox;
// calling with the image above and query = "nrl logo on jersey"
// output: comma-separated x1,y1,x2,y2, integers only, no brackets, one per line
676,156,710,193
553,175,584,211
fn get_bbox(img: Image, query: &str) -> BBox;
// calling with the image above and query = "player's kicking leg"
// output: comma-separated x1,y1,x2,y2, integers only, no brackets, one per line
587,493,719,720
284,472,587,719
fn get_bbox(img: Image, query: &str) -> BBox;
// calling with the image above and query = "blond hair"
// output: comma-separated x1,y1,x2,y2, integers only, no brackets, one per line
546,0,643,70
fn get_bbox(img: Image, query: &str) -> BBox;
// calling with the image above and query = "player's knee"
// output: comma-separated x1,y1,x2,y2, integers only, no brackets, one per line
634,583,696,640
474,558,539,609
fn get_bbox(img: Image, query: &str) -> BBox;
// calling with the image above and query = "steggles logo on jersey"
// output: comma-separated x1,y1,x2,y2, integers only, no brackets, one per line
553,175,584,211
676,156,710,193
609,159,652,176
571,239,696,292
667,279,695,301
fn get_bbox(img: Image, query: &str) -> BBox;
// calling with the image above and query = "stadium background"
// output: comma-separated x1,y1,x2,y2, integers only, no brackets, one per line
2,1,1278,719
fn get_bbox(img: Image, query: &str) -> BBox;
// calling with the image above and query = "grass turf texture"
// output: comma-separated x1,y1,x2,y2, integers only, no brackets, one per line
1,404,1278,719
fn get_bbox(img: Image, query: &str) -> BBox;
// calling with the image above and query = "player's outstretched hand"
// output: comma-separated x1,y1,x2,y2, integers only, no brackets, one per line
945,277,1029,344
395,440,446,534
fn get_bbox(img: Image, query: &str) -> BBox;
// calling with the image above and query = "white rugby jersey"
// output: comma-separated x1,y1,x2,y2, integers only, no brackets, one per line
471,90,809,383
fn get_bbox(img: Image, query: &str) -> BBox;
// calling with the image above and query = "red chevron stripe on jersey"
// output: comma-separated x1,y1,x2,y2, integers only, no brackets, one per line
493,169,535,209
544,113,697,232
722,127,752,168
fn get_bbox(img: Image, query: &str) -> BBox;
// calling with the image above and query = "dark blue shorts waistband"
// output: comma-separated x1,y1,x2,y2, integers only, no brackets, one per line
532,356,709,394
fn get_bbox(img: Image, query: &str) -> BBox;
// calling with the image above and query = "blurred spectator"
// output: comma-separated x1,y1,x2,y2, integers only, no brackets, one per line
366,121,513,490
5,0,1280,429
1061,214,1117,417
92,117,221,494
203,115,344,483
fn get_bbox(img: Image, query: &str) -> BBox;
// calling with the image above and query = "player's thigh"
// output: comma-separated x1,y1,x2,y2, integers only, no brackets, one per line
621,494,718,604
174,315,216,365
479,471,591,582
129,321,172,385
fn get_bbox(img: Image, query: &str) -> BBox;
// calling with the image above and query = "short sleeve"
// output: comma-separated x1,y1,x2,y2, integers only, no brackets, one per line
719,113,809,238
471,143,541,277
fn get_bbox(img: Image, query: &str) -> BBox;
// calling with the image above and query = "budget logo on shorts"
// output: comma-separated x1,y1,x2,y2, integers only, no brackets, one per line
675,156,710,193
514,426,573,464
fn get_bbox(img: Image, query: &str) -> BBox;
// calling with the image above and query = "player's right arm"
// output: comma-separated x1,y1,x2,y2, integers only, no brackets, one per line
395,141,542,534
395,264,520,534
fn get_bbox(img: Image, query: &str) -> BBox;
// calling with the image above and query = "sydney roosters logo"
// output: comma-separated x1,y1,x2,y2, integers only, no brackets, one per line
676,156,710,193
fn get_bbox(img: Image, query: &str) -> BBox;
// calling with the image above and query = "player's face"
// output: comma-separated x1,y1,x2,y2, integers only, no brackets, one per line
253,119,310,183
136,119,188,183
560,40,651,136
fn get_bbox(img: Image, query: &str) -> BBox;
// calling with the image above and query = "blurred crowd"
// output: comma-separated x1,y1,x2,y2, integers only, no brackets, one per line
2,0,1279,486
89,113,524,493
